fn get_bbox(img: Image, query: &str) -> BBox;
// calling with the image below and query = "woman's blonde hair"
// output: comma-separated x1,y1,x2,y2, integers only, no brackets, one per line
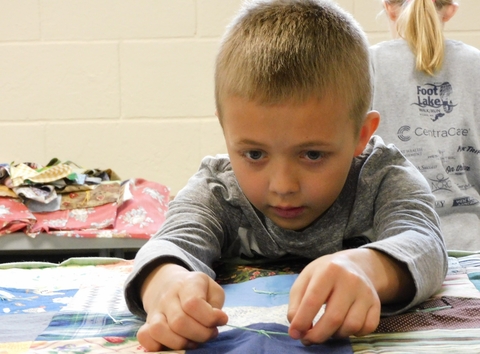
388,0,453,75
215,0,372,132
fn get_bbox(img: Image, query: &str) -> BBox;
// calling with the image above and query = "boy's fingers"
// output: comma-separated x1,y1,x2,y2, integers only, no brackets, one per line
329,300,367,339
304,286,380,343
137,323,163,352
180,274,228,328
140,312,195,351
212,307,229,326
352,302,380,337
204,278,229,326
288,272,332,338
287,270,310,323
207,279,226,309
181,293,228,329
166,307,219,344
303,289,352,343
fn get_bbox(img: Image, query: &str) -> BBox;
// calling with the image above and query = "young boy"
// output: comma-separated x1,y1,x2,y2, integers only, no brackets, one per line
124,0,447,351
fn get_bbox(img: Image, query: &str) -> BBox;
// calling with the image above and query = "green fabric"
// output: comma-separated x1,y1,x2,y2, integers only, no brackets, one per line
0,257,126,269
468,272,480,292
447,250,480,257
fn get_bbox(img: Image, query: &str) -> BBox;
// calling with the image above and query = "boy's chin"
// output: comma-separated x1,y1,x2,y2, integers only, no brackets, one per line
268,216,315,232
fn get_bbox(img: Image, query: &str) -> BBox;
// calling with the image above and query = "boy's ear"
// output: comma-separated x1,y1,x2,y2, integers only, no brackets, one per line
442,3,458,23
353,111,380,156
215,109,225,128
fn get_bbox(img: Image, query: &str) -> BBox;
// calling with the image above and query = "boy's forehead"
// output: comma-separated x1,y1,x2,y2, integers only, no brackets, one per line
222,97,362,154
219,93,350,118
220,94,357,137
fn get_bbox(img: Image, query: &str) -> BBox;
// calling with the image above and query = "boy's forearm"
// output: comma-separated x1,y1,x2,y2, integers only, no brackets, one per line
341,248,415,304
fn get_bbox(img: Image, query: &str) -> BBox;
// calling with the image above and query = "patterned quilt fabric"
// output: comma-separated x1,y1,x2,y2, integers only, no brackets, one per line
2,254,480,353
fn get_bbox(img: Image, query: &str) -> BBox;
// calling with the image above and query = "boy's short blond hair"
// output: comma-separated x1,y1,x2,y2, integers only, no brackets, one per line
215,0,371,132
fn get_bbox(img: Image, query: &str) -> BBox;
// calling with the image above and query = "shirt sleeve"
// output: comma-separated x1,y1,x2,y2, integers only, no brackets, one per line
123,156,235,318
359,139,448,315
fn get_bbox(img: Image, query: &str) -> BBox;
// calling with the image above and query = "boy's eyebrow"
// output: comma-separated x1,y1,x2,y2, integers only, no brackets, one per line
295,141,334,149
234,139,334,148
234,139,267,147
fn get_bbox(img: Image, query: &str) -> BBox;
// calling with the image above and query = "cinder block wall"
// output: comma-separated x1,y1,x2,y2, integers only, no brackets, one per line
1,0,478,195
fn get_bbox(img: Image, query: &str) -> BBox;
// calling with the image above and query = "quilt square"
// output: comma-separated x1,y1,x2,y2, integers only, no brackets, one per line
0,287,78,315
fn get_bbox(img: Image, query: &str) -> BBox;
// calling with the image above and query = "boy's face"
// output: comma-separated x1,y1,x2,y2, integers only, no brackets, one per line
220,95,377,231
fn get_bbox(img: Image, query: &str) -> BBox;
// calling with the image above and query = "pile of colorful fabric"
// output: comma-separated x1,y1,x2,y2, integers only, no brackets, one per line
0,159,169,239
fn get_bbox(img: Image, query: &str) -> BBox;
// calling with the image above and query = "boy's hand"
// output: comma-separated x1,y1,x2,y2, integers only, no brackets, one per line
287,249,413,345
137,263,228,351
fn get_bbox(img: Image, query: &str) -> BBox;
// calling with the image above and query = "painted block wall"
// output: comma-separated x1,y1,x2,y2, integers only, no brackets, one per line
1,0,478,195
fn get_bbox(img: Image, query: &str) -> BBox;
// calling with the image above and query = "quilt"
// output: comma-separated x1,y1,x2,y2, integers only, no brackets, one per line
1,253,480,353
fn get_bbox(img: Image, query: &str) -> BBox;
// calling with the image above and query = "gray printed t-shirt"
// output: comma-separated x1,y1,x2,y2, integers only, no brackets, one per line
371,39,480,251
124,136,447,318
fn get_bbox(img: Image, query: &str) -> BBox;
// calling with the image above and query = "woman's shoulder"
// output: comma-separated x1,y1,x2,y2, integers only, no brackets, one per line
370,39,413,65
445,39,480,60
370,39,409,53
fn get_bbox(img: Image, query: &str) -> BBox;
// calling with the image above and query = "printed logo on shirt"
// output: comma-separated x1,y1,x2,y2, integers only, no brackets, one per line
397,125,470,141
412,82,458,121
452,196,479,207
416,163,437,173
429,173,452,193
458,183,475,191
458,145,480,155
397,126,411,141
401,147,423,158
445,163,470,175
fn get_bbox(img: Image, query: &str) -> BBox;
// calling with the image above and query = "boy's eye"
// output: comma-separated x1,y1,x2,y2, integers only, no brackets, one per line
304,151,323,160
245,150,264,160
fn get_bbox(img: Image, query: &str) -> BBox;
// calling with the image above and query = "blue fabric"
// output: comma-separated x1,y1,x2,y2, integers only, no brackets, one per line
190,323,353,354
467,272,480,291
36,312,143,340
222,274,297,307
0,287,78,314
0,313,55,342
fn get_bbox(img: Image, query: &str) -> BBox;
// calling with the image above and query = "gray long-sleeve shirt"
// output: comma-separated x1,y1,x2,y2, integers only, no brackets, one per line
124,136,447,318
371,39,480,251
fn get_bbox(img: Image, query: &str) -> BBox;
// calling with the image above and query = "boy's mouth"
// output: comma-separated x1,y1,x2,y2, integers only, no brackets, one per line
271,206,305,219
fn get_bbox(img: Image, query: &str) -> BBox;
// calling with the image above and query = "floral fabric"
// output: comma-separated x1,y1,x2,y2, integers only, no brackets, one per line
0,178,169,239
0,197,36,235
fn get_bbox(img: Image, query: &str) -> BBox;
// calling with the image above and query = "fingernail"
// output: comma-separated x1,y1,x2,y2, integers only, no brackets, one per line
301,339,312,346
185,341,198,350
210,328,219,339
290,329,302,340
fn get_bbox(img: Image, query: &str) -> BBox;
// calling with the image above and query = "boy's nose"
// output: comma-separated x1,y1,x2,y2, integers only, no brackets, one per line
269,164,300,196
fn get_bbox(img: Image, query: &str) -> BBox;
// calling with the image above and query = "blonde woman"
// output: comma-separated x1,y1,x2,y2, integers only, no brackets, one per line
371,0,480,251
